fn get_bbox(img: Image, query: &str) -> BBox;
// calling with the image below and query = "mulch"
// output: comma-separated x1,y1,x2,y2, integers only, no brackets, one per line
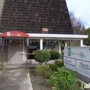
29,69,52,90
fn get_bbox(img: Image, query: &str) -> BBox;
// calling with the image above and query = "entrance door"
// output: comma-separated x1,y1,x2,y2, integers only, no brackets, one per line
8,41,26,64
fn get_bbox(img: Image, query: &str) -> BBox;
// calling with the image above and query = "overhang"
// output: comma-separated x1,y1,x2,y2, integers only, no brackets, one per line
27,33,88,40
0,31,29,38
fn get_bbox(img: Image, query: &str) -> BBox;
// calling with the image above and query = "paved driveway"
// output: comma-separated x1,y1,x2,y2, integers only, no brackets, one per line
0,69,33,90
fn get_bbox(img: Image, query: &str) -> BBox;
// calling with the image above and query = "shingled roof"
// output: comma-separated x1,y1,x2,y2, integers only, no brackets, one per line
0,0,73,34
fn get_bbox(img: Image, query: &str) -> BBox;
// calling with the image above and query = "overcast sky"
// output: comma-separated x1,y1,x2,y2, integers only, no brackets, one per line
66,0,90,29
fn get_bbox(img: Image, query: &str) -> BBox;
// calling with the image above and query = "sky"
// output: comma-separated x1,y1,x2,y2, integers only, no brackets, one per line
66,0,90,29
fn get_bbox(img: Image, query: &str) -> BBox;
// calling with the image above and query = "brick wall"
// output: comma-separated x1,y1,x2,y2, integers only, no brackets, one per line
0,0,73,34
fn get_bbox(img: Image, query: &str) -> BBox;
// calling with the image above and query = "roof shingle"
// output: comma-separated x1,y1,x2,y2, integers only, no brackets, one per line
0,0,73,34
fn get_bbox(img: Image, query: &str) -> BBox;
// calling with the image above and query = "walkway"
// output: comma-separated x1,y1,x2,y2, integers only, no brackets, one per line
0,69,33,90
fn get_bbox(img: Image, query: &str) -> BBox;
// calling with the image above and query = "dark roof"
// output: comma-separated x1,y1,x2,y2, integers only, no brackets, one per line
0,0,73,34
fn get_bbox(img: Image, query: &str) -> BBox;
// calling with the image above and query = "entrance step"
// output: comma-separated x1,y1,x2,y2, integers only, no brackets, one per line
4,60,55,69
4,64,39,70
4,64,27,70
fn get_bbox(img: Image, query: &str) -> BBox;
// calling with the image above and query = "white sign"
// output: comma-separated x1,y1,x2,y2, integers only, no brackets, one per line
64,47,90,79
64,57,76,71
7,32,11,36
64,47,90,61
76,60,90,78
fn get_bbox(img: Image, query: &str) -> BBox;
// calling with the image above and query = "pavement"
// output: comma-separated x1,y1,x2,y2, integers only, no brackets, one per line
0,69,33,90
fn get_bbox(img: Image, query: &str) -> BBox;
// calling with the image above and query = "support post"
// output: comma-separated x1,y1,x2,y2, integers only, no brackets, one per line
40,39,43,50
58,41,61,53
2,42,3,70
80,39,83,47
65,41,67,47
26,38,27,69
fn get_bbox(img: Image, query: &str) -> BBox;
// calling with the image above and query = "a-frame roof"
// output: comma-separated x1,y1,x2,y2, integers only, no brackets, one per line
0,0,73,34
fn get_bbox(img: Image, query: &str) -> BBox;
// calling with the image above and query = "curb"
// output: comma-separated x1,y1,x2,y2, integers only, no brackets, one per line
77,79,90,90
28,73,33,90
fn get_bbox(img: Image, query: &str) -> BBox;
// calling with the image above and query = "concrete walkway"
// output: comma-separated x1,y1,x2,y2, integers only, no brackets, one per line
0,69,33,90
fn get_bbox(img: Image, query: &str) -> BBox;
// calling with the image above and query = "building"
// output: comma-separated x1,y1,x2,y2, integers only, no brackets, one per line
0,0,88,65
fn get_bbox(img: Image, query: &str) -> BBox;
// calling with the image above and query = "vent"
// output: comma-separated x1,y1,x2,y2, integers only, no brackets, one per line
42,28,48,33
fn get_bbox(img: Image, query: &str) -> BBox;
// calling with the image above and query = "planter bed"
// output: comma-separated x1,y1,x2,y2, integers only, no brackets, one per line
29,69,51,90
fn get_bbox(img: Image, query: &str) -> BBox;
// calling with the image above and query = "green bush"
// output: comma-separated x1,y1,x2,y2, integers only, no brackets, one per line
34,65,52,76
61,54,64,60
48,64,57,71
34,50,50,64
49,50,60,60
54,59,64,67
46,67,78,90
44,69,53,78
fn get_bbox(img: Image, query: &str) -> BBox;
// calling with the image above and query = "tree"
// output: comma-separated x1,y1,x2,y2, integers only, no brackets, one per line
69,12,85,34
84,28,90,46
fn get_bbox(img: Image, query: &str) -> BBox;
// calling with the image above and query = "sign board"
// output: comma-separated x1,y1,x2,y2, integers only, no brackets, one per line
64,47,90,61
64,47,90,79
76,60,90,78
64,57,76,71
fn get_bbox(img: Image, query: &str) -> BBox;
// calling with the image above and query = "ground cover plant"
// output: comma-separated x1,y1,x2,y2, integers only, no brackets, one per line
46,67,81,90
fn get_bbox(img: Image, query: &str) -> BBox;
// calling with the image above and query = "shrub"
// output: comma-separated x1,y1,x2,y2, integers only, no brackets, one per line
46,67,78,90
61,54,64,60
34,50,50,64
54,59,64,67
48,64,57,71
34,65,51,76
49,50,60,60
44,69,53,78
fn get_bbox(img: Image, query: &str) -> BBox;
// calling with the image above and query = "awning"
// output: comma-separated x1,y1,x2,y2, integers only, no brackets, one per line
0,31,29,38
